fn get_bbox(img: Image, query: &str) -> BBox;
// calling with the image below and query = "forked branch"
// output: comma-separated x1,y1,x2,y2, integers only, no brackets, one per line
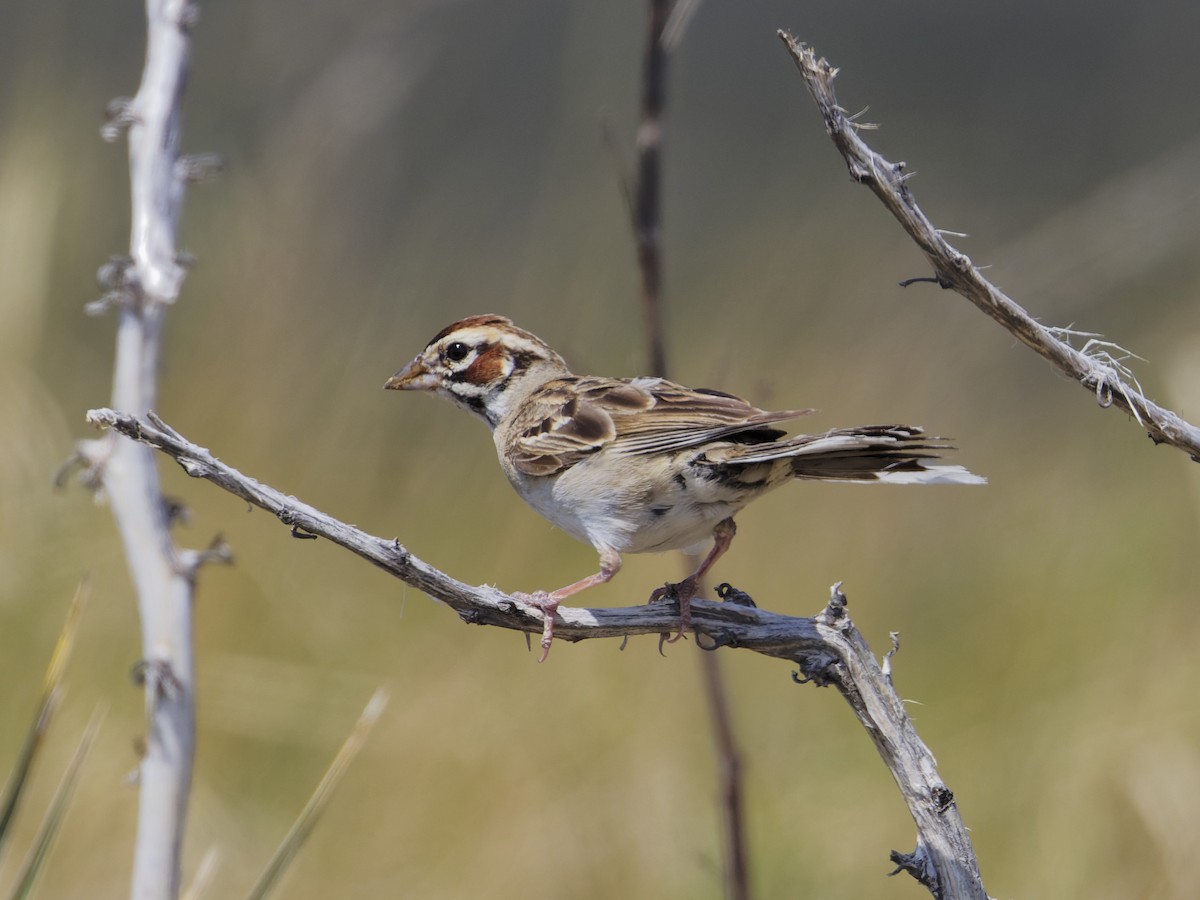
86,407,988,899
778,30,1200,463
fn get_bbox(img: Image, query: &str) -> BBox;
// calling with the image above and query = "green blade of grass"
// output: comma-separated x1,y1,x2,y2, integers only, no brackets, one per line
7,703,105,900
246,688,389,900
0,580,89,857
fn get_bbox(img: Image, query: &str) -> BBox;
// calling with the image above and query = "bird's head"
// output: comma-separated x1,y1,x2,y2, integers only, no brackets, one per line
385,315,569,427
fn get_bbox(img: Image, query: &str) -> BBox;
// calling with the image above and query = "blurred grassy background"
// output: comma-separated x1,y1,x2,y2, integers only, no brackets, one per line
2,0,1200,897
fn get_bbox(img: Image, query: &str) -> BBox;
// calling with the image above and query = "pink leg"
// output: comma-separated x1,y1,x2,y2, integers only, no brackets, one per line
513,546,622,662
650,518,737,643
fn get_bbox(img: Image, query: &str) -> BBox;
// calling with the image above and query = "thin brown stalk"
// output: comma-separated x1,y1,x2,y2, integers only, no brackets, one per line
698,646,749,900
630,4,750,896
634,0,671,379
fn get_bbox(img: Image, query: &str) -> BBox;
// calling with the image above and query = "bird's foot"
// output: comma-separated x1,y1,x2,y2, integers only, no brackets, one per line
649,576,698,648
511,590,559,663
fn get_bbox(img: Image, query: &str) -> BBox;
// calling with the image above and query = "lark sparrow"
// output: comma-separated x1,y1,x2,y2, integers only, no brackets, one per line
386,315,983,659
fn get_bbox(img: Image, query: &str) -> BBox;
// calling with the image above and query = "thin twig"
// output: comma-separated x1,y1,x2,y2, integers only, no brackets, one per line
777,30,1200,463
87,407,988,897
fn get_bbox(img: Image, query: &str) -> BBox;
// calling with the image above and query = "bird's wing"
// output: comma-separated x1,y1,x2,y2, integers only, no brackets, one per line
508,376,813,476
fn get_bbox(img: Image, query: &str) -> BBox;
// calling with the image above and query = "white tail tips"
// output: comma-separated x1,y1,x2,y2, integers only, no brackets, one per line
875,465,987,486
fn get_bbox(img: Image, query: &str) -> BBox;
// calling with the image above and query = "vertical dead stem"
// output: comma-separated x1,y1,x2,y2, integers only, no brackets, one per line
631,4,750,897
83,1,199,896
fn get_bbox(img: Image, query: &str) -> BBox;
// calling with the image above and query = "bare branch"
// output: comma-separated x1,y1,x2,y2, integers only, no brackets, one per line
777,30,1200,464
87,407,988,898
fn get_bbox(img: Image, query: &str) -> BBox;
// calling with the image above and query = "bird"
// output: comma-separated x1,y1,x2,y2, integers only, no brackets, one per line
385,314,984,660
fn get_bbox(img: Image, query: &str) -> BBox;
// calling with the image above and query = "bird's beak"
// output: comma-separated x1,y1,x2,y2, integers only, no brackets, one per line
384,357,438,391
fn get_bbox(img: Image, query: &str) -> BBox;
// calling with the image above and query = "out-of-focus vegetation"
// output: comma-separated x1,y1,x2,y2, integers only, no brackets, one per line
2,1,1199,897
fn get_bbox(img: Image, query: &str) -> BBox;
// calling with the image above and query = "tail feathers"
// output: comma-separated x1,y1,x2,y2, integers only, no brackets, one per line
724,425,986,485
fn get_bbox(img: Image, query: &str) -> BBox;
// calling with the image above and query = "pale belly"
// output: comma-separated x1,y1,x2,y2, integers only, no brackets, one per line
504,451,760,555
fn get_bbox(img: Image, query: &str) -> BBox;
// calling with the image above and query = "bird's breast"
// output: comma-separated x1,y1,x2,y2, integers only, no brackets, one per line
501,448,771,554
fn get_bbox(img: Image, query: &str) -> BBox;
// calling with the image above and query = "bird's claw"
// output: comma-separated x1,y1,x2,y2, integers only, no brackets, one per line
649,578,696,646
648,581,677,603
512,590,558,663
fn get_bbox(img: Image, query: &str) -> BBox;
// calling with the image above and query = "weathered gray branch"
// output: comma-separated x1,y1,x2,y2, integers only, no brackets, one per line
75,2,201,897
778,30,1200,464
86,407,988,898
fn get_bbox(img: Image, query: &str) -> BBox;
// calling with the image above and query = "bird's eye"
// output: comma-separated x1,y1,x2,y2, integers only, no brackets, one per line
444,341,471,363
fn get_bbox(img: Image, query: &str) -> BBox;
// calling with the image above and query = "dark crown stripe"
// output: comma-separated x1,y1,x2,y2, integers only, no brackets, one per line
428,314,513,346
